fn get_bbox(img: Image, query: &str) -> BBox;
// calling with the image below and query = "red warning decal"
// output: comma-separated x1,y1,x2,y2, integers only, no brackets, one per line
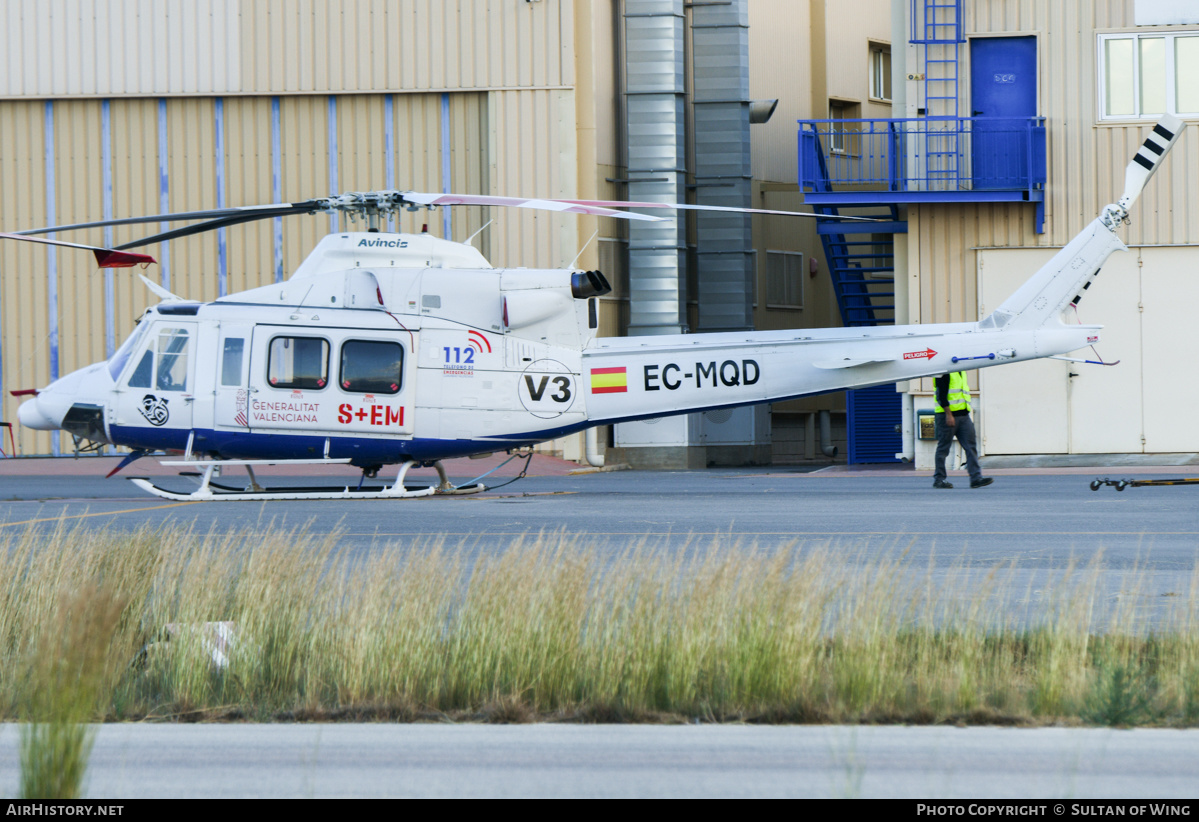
337,404,404,426
903,348,938,361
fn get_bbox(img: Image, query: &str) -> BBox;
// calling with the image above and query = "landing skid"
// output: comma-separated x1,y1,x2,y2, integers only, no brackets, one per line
128,458,485,501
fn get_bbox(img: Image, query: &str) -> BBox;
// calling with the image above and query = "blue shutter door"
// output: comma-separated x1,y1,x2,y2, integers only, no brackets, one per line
847,384,902,464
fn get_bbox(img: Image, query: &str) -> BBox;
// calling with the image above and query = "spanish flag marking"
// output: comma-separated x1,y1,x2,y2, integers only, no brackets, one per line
590,366,627,394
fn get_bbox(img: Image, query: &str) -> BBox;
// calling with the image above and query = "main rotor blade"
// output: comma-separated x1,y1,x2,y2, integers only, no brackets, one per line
0,232,156,268
398,192,667,221
559,198,883,221
15,201,322,236
115,206,317,249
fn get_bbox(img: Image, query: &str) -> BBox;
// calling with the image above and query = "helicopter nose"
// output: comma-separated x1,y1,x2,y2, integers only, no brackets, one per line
16,363,112,433
17,396,60,430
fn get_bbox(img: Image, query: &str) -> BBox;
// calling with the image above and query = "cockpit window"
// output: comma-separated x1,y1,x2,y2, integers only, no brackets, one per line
107,321,150,381
121,326,191,392
156,328,190,391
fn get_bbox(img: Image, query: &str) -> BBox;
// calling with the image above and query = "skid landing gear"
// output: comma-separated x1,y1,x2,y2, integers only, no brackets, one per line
1090,476,1199,492
128,458,486,501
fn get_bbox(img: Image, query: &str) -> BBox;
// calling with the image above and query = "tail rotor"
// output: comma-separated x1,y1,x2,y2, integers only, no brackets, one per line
1108,113,1184,222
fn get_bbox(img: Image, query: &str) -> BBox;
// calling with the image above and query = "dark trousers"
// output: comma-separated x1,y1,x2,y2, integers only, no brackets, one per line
934,411,982,483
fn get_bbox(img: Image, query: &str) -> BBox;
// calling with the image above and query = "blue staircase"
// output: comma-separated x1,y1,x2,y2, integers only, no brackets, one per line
816,208,899,327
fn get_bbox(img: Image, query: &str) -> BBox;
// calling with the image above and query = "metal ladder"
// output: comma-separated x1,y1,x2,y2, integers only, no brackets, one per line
914,0,965,189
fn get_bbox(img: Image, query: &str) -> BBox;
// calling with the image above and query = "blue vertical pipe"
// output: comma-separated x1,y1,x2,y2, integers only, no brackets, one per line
101,99,115,358
215,98,227,297
385,94,395,233
328,96,339,233
441,92,452,240
158,99,170,291
271,96,283,282
44,101,59,455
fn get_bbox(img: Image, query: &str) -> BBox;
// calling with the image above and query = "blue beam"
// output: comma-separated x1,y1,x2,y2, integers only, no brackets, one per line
818,220,908,234
804,190,1043,206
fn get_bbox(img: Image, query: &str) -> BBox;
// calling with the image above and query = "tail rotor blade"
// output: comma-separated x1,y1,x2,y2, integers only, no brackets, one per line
1120,114,1184,209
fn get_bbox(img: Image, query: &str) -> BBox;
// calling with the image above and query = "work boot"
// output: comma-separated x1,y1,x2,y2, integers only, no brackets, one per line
970,477,994,489
933,480,954,489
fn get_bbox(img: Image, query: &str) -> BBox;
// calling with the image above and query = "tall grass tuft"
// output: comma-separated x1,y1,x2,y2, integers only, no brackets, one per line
17,583,128,798
1,521,1198,726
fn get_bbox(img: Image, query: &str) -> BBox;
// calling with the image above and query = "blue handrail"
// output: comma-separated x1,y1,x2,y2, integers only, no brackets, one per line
798,116,1046,194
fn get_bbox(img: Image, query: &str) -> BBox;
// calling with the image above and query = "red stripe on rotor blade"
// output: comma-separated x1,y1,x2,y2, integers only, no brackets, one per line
93,249,157,268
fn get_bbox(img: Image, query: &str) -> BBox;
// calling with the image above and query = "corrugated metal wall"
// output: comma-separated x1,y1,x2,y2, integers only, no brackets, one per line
910,0,1199,328
0,0,590,455
0,89,564,455
0,0,574,97
907,0,1199,428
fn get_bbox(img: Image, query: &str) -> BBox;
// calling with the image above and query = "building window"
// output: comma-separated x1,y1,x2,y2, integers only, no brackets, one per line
267,336,329,390
339,340,404,394
1100,33,1199,119
828,100,861,153
765,251,804,309
870,43,892,101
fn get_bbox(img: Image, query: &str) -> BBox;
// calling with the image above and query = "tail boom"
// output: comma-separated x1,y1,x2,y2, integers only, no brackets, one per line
581,322,1097,425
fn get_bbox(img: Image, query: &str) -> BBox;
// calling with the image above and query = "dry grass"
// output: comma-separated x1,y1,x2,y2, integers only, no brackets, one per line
0,521,1197,727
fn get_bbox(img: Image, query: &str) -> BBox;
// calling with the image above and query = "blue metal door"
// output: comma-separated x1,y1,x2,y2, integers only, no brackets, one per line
970,37,1036,189
847,384,902,464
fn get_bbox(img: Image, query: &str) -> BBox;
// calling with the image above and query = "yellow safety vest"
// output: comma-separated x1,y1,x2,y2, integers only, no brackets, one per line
934,372,971,414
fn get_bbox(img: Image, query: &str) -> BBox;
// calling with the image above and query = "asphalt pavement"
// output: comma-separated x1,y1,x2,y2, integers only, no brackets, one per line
3,723,1199,798
2,456,1199,798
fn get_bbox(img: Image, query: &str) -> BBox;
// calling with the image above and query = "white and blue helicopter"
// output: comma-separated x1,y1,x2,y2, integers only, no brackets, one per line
3,115,1183,500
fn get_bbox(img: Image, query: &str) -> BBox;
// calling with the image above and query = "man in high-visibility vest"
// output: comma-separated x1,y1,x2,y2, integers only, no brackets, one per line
933,371,993,489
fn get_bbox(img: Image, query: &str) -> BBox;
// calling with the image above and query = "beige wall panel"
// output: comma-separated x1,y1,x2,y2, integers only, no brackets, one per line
278,95,331,277
2,1,572,98
1,0,241,97
165,98,220,303
233,0,569,96
222,98,276,296
750,0,817,183
108,99,158,366
336,95,389,195
51,102,106,391
825,0,892,103
587,0,619,169
447,92,490,253
1141,246,1199,452
752,187,841,332
0,102,51,453
389,93,443,236
488,89,578,271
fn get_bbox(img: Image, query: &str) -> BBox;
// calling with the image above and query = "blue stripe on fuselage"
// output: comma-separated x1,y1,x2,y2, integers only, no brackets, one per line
107,425,541,466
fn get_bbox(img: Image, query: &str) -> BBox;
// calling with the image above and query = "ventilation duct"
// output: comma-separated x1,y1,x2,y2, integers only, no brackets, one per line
624,0,686,335
692,0,753,331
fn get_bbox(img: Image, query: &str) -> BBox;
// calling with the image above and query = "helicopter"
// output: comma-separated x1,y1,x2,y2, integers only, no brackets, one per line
3,114,1184,500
